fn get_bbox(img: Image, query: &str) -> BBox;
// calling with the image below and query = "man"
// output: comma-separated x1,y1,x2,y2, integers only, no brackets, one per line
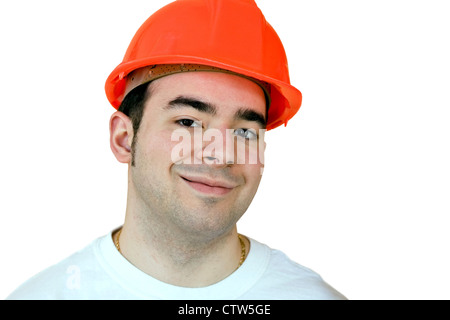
7,0,345,300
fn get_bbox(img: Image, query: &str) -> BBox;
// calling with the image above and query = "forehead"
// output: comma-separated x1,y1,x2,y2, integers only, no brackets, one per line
149,71,267,115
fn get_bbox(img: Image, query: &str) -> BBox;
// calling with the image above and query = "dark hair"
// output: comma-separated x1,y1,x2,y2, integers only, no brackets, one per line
118,81,152,166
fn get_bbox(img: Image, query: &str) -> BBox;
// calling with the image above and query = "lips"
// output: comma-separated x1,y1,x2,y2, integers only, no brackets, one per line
180,175,236,196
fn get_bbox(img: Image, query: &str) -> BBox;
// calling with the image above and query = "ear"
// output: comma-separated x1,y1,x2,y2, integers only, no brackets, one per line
109,111,133,164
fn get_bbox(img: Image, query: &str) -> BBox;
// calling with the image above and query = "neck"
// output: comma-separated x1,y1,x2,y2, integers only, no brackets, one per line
116,207,247,287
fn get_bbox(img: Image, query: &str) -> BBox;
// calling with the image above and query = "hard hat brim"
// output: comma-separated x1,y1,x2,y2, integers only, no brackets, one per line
105,55,302,130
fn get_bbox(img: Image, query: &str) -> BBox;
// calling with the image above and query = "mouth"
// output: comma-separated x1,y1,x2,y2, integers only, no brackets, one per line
180,175,236,196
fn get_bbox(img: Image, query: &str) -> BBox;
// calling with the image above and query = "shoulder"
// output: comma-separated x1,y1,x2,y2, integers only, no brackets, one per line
6,238,102,300
248,240,346,300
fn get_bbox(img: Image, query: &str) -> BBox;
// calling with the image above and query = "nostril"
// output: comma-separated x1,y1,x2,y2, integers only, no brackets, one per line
204,156,220,165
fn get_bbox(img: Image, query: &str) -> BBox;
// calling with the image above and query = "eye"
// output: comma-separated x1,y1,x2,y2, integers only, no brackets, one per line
234,128,257,140
177,119,202,128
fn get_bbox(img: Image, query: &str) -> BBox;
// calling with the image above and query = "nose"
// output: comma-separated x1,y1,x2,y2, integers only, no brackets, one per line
194,127,236,166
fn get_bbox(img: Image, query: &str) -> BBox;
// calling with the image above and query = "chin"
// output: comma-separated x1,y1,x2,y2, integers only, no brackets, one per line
169,202,245,241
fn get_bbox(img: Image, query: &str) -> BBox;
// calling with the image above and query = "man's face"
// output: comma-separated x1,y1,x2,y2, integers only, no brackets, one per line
129,71,266,240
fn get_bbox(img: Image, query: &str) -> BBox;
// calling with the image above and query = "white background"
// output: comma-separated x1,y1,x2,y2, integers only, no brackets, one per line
1,0,449,300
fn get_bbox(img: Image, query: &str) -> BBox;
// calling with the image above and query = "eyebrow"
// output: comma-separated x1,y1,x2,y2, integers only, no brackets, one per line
234,108,267,129
166,95,266,128
166,96,217,115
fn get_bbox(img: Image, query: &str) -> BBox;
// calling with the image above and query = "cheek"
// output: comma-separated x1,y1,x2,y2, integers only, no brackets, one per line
235,139,265,167
233,162,264,197
246,164,264,185
137,129,179,168
170,128,198,164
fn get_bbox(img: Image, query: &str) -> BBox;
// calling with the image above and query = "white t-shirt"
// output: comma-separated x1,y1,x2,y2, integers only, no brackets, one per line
7,233,346,300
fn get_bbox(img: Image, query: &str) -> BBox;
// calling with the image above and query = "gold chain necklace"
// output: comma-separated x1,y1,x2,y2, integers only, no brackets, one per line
114,228,247,269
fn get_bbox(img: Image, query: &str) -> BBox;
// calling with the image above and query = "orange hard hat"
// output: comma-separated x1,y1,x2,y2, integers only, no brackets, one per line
105,0,302,130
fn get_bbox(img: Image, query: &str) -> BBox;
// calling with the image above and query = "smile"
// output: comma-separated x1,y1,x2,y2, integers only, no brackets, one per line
180,175,235,196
